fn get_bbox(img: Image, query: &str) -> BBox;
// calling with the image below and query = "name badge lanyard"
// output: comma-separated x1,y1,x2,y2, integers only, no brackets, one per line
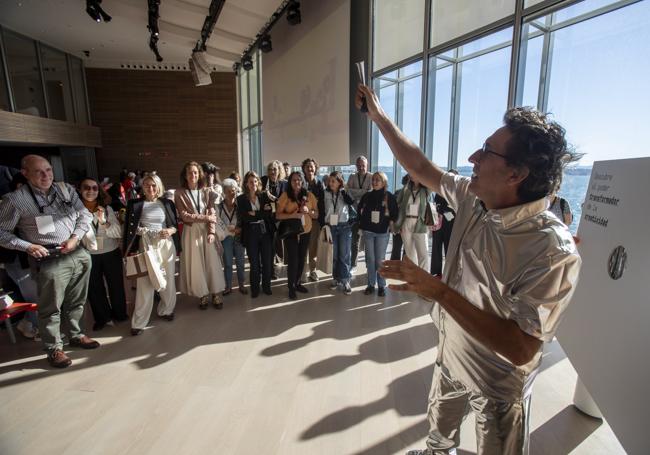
221,203,235,225
28,184,57,214
410,187,421,205
332,192,340,214
357,173,367,190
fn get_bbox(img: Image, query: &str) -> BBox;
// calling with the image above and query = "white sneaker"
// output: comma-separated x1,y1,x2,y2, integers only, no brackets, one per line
350,266,357,275
16,319,37,339
343,282,352,295
329,280,339,290
309,271,319,282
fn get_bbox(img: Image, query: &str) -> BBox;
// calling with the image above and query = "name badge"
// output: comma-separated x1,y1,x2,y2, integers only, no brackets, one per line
271,202,276,213
300,214,306,226
408,203,419,217
35,215,55,235
444,212,454,221
329,214,339,226
96,236,104,250
371,210,380,224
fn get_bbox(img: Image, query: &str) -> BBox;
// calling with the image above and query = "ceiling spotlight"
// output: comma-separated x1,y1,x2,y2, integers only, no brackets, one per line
260,34,272,53
286,0,301,25
86,0,111,23
242,54,253,71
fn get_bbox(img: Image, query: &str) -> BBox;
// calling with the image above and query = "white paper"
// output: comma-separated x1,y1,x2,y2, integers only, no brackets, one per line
329,214,339,226
355,61,366,85
371,210,380,224
408,203,419,217
444,212,454,221
35,215,55,235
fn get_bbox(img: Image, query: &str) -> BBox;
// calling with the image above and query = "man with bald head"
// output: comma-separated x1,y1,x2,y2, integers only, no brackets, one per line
0,154,99,368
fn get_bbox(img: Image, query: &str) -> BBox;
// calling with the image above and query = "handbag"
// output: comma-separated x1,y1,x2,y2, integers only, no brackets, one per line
124,251,148,279
316,226,333,275
123,224,148,279
424,201,439,227
277,218,304,239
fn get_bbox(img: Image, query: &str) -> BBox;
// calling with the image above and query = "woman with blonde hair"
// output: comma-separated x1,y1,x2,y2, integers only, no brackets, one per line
175,161,227,310
261,160,288,278
237,171,275,298
123,174,180,335
358,171,398,296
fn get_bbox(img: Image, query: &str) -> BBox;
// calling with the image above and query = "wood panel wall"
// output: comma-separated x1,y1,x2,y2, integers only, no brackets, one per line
0,110,102,147
86,69,238,187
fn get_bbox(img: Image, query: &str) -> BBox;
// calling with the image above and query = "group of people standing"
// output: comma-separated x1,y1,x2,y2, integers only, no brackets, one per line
0,151,468,366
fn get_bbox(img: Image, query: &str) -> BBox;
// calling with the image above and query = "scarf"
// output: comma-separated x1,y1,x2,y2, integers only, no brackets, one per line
83,199,99,213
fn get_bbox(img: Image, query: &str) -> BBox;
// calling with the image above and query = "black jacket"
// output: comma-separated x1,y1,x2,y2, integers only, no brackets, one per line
236,192,275,245
303,177,325,202
358,189,399,233
123,197,181,255
260,176,288,199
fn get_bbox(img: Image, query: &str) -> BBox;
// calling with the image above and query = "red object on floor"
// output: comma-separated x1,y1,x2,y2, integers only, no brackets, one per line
1,302,38,344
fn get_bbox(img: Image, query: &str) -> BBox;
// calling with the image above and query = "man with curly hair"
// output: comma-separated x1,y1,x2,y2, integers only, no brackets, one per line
356,85,582,455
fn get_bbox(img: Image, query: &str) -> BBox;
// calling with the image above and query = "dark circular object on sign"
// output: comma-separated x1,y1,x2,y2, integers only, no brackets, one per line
607,245,627,280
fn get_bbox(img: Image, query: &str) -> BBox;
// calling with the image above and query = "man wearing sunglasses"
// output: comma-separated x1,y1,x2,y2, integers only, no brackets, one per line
356,85,582,455
0,154,99,368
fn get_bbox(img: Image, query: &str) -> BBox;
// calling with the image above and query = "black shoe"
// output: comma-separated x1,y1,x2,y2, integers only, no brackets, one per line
363,286,375,295
378,287,386,297
251,289,260,298
295,284,309,293
289,288,297,300
131,328,143,336
271,273,278,280
263,287,272,296
160,313,174,321
93,321,107,331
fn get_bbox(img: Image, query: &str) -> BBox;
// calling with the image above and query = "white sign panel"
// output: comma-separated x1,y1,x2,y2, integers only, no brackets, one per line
557,157,650,455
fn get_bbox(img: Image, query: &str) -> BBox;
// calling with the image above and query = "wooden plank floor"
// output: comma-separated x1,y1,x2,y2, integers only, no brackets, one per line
0,263,626,455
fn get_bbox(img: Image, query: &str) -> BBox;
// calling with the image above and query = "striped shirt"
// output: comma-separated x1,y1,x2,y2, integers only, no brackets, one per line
0,182,92,251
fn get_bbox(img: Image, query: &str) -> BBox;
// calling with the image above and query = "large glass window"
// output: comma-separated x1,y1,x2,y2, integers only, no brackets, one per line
424,28,512,174
371,61,422,191
431,0,516,48
69,57,89,124
516,0,650,232
249,52,260,126
3,30,46,117
373,0,425,71
238,50,263,175
40,45,74,122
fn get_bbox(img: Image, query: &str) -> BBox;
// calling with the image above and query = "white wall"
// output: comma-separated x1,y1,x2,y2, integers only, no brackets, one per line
262,0,350,167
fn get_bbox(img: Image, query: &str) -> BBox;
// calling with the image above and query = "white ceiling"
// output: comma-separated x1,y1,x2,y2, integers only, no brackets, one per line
0,0,282,71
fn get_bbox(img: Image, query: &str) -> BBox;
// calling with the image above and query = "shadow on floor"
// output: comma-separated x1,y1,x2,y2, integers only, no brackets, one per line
530,405,602,455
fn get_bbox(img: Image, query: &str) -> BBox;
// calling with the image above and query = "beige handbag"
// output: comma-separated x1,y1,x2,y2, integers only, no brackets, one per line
123,225,148,279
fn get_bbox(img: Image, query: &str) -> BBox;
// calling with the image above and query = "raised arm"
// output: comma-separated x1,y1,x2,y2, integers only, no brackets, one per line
356,84,444,194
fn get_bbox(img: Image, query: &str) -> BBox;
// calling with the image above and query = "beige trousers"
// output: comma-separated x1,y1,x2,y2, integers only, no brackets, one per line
425,365,530,455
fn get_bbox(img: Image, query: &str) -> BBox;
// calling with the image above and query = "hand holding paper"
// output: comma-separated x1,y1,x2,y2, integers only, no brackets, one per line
355,61,368,113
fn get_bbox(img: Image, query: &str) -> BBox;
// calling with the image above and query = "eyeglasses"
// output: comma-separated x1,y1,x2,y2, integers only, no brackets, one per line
479,143,508,161
82,185,99,191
